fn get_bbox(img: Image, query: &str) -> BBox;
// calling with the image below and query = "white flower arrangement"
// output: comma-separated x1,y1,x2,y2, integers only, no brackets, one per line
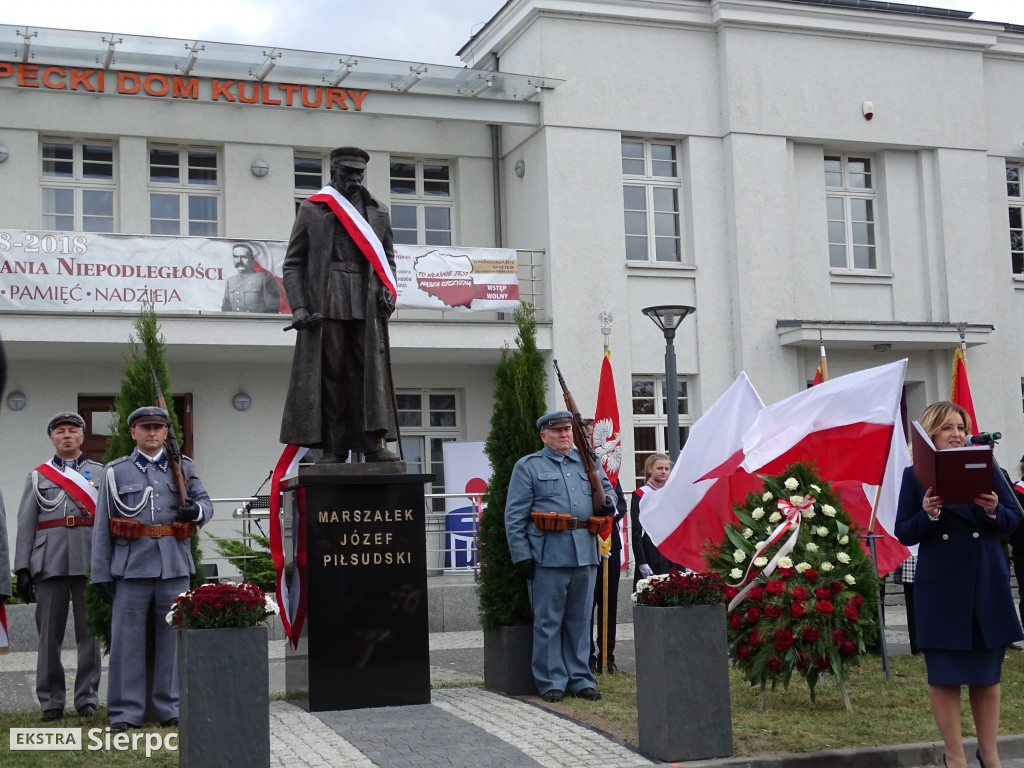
820,561,834,571
752,507,765,519
778,556,793,569
730,568,743,580
769,511,782,523
784,478,799,491
844,574,856,585
822,504,837,517
836,551,851,564
762,492,773,502
733,549,746,563
794,562,811,573
742,527,754,539
816,526,829,537
805,542,818,552
754,556,768,567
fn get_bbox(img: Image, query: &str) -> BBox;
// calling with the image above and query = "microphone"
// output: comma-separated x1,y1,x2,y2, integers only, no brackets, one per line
969,432,1001,445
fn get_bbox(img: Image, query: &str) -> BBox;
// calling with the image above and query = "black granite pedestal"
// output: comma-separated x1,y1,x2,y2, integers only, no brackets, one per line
283,466,433,711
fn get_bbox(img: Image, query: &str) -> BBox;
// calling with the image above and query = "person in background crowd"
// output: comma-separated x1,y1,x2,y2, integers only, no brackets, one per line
895,401,1022,768
91,406,212,733
631,453,684,589
1009,454,1024,631
583,418,628,675
504,410,614,703
14,412,102,721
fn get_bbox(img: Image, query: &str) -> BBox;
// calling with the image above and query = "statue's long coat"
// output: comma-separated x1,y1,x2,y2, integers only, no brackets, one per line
279,187,398,449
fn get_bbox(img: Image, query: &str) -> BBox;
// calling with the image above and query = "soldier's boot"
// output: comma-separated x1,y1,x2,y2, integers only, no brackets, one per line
364,441,400,462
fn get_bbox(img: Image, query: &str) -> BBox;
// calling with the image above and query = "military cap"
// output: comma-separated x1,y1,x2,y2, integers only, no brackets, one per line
47,411,86,435
329,146,370,169
536,410,573,430
128,406,171,428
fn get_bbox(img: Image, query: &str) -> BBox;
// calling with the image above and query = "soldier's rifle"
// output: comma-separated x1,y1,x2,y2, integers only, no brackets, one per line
553,359,607,513
150,366,192,506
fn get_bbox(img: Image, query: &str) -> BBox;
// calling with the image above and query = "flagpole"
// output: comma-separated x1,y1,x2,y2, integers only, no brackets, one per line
599,315,611,674
818,330,828,383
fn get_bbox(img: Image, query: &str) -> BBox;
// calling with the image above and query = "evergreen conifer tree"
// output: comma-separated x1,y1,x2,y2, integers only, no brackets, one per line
477,304,547,630
86,303,204,652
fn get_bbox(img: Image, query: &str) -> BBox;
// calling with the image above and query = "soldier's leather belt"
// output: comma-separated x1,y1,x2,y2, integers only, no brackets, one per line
38,516,94,530
110,518,196,541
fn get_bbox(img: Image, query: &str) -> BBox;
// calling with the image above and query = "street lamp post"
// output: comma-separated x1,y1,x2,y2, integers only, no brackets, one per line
641,305,695,463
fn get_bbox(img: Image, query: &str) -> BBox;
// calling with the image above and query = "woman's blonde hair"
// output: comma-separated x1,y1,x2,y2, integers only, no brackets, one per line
643,453,671,480
919,401,972,441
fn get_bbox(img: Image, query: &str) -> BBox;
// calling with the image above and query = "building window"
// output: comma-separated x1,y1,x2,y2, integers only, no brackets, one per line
631,376,690,487
148,145,219,236
825,154,876,270
293,152,327,214
622,139,681,262
392,390,460,511
389,158,452,246
41,139,115,232
1007,163,1024,275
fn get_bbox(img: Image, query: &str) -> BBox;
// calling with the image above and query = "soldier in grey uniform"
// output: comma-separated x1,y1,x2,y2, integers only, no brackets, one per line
90,406,212,732
14,412,102,721
221,242,281,313
504,410,614,702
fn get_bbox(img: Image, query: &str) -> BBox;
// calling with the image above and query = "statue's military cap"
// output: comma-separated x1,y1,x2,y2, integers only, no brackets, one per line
128,406,171,428
536,410,573,430
46,411,86,435
329,146,369,169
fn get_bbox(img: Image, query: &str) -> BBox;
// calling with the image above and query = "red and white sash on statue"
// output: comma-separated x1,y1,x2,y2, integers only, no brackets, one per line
34,462,98,516
268,444,309,649
1015,479,1024,496
307,185,397,298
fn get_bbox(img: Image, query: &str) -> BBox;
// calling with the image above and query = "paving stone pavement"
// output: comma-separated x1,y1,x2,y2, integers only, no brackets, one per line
3,605,1024,767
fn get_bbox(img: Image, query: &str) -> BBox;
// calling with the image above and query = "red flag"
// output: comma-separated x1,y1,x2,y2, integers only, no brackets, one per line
592,347,627,569
644,361,910,572
639,373,765,571
952,347,978,435
812,365,824,387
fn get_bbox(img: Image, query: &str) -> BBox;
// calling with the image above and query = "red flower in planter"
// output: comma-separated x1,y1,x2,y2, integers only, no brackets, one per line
829,581,844,594
767,656,783,672
840,641,858,657
801,626,820,642
815,599,834,615
790,585,809,601
815,586,832,599
802,568,819,583
730,613,745,630
789,601,806,618
816,655,831,671
749,630,765,647
832,628,846,644
851,594,864,609
747,586,765,601
796,651,810,669
738,644,752,660
765,580,786,595
778,567,796,578
845,603,859,622
763,604,783,618
746,606,761,623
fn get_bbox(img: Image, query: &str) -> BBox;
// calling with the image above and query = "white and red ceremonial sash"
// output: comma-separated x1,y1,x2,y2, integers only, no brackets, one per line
35,462,98,516
1015,479,1024,496
308,185,397,298
268,444,309,649
0,604,8,654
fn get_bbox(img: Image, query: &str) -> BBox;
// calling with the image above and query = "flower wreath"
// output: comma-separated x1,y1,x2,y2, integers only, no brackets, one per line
166,581,278,630
703,462,880,706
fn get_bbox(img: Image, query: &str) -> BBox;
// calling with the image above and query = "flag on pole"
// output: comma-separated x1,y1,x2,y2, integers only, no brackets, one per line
268,443,309,649
639,373,765,571
813,339,828,386
644,361,909,572
952,347,978,435
592,347,627,570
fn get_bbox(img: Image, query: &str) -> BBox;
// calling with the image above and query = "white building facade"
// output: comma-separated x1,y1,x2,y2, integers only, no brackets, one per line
2,0,1024,553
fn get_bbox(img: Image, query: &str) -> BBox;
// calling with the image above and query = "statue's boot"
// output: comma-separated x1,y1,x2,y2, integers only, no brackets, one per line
364,443,400,462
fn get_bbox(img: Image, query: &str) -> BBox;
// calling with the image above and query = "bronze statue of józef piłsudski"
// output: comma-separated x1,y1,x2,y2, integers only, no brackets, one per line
279,146,400,463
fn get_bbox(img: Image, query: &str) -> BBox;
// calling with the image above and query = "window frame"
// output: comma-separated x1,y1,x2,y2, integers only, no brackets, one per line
622,138,683,263
147,143,221,237
391,389,461,512
40,138,116,233
388,156,454,246
1007,162,1024,275
825,153,877,271
631,375,691,487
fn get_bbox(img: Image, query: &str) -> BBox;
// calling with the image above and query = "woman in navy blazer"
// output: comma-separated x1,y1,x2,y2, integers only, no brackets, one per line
895,402,1022,768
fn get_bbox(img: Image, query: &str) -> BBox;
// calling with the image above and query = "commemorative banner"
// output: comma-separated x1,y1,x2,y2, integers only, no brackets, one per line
0,229,520,315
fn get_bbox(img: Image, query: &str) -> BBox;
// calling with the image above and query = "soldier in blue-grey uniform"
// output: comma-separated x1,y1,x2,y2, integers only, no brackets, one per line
504,410,615,702
14,412,102,721
90,406,212,732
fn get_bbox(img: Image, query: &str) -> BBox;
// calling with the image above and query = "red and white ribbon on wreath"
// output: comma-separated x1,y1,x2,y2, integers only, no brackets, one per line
34,463,98,515
307,185,397,298
726,495,814,611
268,444,308,649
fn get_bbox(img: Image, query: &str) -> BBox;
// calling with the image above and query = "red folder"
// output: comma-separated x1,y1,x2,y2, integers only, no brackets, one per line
910,421,991,505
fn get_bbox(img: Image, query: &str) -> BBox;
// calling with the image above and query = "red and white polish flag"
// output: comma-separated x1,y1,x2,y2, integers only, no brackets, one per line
642,360,911,574
592,347,628,570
